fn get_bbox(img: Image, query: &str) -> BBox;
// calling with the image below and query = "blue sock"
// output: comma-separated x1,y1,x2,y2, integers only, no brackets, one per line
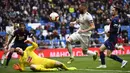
100,52,105,65
109,55,123,63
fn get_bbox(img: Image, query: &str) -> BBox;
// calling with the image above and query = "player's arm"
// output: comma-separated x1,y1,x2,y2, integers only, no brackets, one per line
85,20,95,32
69,19,80,25
99,30,109,37
24,40,38,51
13,60,32,72
18,61,25,71
27,30,37,43
98,31,109,37
30,33,37,43
32,36,37,43
13,58,25,71
98,31,105,35
84,14,95,32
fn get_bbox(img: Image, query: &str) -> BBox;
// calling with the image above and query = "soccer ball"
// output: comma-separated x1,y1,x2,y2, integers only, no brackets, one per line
49,12,59,21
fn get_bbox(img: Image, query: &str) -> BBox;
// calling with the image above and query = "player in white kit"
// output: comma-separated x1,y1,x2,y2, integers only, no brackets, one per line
66,3,98,64
0,24,18,65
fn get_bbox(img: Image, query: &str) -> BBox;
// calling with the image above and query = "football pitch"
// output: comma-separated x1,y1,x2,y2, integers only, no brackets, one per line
0,55,130,73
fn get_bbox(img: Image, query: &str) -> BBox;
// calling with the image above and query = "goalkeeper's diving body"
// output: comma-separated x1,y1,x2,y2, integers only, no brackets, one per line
13,40,77,72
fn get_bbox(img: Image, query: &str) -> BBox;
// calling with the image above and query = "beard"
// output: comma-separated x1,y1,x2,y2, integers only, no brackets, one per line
79,10,84,14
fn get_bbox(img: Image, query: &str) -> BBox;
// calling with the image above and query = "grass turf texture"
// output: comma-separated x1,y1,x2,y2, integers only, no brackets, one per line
0,55,130,73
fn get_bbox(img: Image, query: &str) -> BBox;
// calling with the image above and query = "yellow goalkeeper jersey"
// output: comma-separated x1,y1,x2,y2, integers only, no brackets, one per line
19,42,56,71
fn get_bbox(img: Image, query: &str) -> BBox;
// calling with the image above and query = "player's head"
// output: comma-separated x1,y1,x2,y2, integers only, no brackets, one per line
79,3,87,14
15,47,24,55
111,6,119,16
106,18,111,24
19,22,26,31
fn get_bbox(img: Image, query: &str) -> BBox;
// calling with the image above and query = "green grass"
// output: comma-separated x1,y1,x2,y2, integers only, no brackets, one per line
0,55,130,73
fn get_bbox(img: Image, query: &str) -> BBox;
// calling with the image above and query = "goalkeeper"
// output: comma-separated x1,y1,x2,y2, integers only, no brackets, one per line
13,40,77,72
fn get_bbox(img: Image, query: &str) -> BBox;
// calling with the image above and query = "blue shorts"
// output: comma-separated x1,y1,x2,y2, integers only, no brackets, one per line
104,39,116,51
11,43,28,51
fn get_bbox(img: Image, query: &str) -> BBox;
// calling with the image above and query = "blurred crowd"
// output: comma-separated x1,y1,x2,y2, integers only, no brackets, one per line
0,0,130,49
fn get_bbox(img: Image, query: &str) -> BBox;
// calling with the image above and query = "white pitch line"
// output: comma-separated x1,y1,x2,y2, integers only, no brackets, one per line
78,69,130,73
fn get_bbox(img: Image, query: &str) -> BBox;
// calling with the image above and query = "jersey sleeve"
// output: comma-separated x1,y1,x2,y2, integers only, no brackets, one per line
26,30,34,38
6,26,14,35
110,19,120,34
86,13,94,24
26,42,38,51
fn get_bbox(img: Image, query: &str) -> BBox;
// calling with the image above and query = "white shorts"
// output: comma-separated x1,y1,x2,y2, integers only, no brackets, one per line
69,32,90,50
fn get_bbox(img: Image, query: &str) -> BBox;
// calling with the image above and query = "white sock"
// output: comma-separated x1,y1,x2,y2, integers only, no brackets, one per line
87,50,96,56
67,43,73,58
1,54,6,64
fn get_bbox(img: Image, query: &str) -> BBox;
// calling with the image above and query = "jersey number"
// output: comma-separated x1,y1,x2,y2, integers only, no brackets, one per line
27,56,32,63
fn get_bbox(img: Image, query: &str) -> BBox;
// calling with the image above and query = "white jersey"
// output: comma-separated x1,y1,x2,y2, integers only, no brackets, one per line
5,26,15,49
6,26,14,41
77,12,93,36
104,25,110,41
69,12,94,49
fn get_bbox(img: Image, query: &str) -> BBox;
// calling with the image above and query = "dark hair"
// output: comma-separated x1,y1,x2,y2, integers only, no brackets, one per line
113,6,120,13
19,22,25,26
80,3,87,7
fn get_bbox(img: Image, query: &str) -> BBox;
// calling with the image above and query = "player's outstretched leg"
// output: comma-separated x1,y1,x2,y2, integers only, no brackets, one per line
30,64,59,72
108,54,128,68
121,60,128,68
0,48,8,66
67,57,74,64
5,52,13,67
85,50,98,61
93,51,98,61
66,41,74,64
1,53,6,65
56,61,77,71
60,63,77,71
97,52,106,68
